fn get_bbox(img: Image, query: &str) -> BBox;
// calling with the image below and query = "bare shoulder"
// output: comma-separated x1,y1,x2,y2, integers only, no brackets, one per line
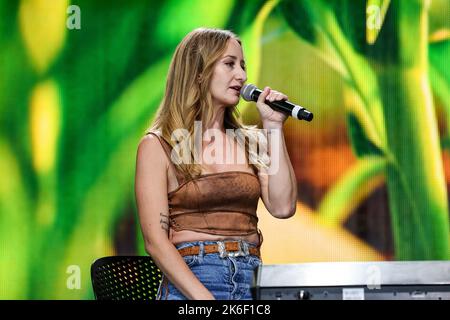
136,134,169,170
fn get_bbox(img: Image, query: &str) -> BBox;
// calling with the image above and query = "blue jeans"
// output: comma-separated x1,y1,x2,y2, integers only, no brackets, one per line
156,240,262,300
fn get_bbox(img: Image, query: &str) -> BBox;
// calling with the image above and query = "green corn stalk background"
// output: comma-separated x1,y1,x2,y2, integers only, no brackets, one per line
0,0,449,299
275,0,449,260
380,0,449,260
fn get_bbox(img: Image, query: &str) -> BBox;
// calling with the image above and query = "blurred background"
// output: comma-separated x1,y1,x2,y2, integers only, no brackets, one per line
0,0,449,299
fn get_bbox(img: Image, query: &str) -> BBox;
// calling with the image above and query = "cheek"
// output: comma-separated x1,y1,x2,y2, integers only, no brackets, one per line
211,78,227,95
212,68,230,86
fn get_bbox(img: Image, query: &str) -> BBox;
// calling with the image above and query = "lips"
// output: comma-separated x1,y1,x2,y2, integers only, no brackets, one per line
229,86,242,94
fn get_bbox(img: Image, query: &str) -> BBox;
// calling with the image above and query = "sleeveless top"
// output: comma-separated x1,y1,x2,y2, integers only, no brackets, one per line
146,132,262,238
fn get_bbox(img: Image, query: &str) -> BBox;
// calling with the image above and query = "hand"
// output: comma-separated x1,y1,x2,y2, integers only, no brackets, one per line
256,86,289,129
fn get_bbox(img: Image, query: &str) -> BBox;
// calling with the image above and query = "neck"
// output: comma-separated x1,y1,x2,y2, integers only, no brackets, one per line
206,108,226,133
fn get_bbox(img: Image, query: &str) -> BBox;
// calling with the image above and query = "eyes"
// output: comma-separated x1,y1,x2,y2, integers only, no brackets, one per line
225,61,246,71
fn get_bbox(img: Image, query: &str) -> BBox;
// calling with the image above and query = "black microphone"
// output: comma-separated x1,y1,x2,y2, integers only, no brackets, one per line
240,84,313,122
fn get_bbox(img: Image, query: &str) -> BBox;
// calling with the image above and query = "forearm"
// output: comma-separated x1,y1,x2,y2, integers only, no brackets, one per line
264,125,297,217
147,240,215,300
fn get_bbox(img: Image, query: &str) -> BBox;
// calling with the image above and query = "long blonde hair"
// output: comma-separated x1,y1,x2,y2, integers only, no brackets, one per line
148,27,267,181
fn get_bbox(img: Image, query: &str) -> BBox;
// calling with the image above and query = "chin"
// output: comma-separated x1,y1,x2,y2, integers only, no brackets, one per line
225,97,240,107
214,95,239,108
224,102,238,108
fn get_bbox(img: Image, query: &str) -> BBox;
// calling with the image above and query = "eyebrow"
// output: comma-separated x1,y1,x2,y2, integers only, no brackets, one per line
223,55,246,65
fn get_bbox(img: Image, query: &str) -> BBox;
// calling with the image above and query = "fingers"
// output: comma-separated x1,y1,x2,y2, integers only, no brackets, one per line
258,87,288,103
266,91,288,102
257,86,271,104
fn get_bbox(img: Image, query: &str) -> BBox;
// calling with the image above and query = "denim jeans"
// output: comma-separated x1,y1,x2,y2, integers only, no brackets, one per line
156,240,262,300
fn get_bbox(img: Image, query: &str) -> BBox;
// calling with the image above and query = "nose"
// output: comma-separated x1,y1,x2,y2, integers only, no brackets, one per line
235,66,247,83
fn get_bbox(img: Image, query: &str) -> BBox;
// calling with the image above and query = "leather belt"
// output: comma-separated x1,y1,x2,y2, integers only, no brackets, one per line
177,240,260,258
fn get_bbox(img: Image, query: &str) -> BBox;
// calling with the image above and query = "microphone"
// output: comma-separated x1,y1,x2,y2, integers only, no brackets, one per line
240,84,313,122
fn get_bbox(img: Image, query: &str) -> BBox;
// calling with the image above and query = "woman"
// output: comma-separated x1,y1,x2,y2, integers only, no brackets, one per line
135,28,297,300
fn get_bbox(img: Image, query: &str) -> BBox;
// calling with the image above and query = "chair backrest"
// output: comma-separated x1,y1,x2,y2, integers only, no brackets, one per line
91,256,162,300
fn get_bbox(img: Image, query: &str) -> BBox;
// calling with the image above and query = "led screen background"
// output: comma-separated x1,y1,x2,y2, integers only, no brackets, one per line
0,0,449,299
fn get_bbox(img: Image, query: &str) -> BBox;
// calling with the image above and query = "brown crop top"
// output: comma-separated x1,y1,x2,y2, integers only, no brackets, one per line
147,132,262,238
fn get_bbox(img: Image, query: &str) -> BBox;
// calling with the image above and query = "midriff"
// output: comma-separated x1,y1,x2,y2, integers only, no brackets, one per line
169,228,260,246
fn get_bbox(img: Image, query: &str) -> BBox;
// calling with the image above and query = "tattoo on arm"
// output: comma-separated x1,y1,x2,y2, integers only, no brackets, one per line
160,213,169,232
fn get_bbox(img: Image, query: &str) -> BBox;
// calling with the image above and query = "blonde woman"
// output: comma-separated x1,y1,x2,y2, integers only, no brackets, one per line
135,28,297,300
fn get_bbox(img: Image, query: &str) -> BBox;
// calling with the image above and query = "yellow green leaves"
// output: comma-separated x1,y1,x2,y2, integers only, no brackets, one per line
154,0,235,48
19,0,68,74
238,0,280,119
29,79,61,227
318,156,386,225
0,140,31,298
429,0,450,42
30,79,61,173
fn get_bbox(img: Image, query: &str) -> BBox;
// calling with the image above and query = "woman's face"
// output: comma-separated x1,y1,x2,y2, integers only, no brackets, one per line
209,38,247,108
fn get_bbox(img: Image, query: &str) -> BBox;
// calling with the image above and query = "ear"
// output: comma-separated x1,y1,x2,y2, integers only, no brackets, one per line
197,74,203,83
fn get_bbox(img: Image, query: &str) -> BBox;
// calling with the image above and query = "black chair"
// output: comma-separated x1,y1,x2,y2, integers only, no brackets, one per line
91,256,163,300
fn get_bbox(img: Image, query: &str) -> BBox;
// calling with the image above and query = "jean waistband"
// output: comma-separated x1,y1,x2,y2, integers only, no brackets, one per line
175,240,260,258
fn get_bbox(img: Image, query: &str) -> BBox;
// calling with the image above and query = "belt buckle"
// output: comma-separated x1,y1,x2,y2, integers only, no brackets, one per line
218,241,227,258
218,240,250,258
228,240,249,258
